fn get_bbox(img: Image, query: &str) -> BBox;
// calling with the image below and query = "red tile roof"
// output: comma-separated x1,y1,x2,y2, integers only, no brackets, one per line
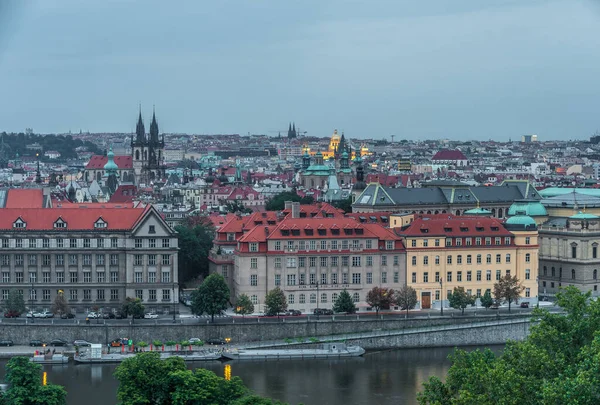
431,149,467,161
85,155,133,169
108,185,137,203
0,207,148,230
399,215,511,238
5,189,44,208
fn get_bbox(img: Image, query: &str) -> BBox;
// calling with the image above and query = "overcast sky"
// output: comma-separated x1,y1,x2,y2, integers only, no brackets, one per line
0,0,599,140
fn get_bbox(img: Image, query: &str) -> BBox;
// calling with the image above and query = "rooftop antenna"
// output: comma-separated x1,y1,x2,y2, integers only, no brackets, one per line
390,135,395,143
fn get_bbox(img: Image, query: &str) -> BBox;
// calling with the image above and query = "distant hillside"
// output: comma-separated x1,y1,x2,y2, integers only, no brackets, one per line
0,132,102,160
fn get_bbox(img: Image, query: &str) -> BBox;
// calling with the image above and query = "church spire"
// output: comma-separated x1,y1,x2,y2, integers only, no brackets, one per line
136,106,145,143
150,105,159,143
292,122,296,138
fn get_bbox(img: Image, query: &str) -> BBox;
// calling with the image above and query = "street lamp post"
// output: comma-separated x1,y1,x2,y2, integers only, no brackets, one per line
439,277,443,317
536,276,539,309
30,282,34,323
312,281,320,320
172,282,176,323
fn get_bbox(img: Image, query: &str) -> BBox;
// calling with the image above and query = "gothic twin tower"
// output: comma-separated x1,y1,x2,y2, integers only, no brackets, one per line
131,108,165,185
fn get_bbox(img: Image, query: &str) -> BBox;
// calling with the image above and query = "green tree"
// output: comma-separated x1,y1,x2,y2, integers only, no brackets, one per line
394,285,418,317
493,274,524,313
4,357,67,405
50,290,70,316
175,218,215,283
332,289,356,314
114,352,284,405
366,287,394,315
234,294,254,317
331,196,353,213
447,286,475,315
122,297,145,322
418,286,600,405
191,273,230,323
264,191,313,211
480,289,494,309
5,290,25,315
264,287,287,316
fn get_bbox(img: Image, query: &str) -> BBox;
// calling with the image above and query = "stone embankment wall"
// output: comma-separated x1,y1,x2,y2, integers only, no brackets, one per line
0,315,533,349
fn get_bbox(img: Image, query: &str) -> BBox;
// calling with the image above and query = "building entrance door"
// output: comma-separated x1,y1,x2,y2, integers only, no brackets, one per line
421,292,431,309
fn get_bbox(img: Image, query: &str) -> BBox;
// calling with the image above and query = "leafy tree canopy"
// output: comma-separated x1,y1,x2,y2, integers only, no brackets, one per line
480,290,494,309
0,131,102,161
191,273,230,322
265,191,313,211
331,197,353,213
122,297,145,320
418,286,600,405
50,291,70,316
333,289,356,314
394,285,418,317
447,286,475,315
366,287,395,315
114,352,288,405
494,274,524,312
3,357,67,405
175,218,215,284
235,294,255,317
5,290,25,314
264,287,287,316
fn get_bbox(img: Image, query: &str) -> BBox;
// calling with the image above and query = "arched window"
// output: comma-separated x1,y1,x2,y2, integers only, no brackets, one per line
135,150,140,160
498,208,504,218
594,270,598,280
491,208,496,216
352,293,360,303
321,293,327,303
310,293,316,304
486,254,491,264
411,256,417,266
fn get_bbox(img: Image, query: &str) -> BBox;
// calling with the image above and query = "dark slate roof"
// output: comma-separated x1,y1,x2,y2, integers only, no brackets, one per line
385,187,448,206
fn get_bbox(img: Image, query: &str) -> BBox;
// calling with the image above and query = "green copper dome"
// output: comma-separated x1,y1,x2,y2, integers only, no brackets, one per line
103,148,118,172
505,214,537,227
464,207,492,216
508,200,547,217
569,211,599,220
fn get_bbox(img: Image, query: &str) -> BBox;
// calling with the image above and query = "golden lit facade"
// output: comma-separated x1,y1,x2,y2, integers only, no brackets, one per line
397,215,539,309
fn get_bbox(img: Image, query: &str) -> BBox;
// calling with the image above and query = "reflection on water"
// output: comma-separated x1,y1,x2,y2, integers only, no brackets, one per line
0,346,504,405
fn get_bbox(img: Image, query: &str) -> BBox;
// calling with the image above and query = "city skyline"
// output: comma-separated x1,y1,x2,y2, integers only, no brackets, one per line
0,0,599,140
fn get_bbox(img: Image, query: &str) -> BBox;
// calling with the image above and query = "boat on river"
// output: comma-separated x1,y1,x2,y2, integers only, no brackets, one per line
31,354,69,364
74,349,222,363
222,343,365,361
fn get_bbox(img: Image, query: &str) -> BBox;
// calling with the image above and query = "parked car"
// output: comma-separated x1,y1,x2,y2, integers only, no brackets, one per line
73,340,92,347
520,302,530,308
189,338,203,344
26,312,44,318
115,312,126,319
490,302,500,309
50,339,67,347
29,339,47,347
4,311,20,318
133,313,144,319
205,338,226,345
285,309,302,316
102,312,115,319
313,308,334,316
60,313,75,319
41,311,54,318
0,340,14,346
144,313,159,319
110,339,125,347
86,312,99,319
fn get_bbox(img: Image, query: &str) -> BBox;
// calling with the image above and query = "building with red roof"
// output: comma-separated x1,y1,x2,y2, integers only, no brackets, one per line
395,214,538,310
0,204,178,313
431,149,468,167
84,155,134,183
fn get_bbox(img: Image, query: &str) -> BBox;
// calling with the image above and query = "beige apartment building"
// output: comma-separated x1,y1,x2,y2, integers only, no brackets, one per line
396,214,539,308
232,215,406,313
0,205,179,314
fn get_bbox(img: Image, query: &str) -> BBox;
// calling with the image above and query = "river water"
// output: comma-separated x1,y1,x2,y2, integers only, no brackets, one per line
0,346,503,405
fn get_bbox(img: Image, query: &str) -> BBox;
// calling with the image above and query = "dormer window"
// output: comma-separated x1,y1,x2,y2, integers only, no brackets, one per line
149,225,156,234
94,218,107,229
13,218,26,229
53,218,66,229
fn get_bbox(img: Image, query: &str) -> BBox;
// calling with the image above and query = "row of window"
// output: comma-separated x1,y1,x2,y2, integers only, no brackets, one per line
0,238,171,249
410,269,531,283
0,254,171,267
249,292,361,305
3,288,120,302
542,266,598,280
2,271,120,284
411,253,526,266
273,255,401,269
270,240,395,252
250,271,402,287
430,287,531,299
410,236,526,247
134,289,172,301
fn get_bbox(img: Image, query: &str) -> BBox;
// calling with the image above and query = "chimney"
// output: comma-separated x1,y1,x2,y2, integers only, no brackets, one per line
291,202,300,219
284,201,293,210
265,227,269,236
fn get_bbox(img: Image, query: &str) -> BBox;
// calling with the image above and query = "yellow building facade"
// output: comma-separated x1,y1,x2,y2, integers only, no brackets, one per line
397,215,539,309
